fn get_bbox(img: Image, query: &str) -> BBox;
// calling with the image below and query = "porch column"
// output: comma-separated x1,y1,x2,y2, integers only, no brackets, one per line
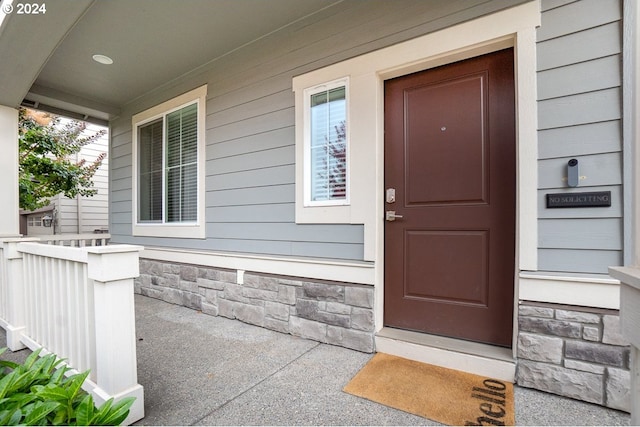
0,106,19,237
616,0,640,423
86,245,145,425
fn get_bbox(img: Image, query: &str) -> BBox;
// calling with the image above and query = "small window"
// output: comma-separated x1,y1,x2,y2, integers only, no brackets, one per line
304,79,349,206
132,85,206,238
27,216,42,227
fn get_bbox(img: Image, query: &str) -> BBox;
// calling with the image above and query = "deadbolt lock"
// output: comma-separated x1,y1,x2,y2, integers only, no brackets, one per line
386,188,396,203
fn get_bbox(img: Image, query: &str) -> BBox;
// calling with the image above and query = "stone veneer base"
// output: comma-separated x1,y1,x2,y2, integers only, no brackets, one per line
136,259,375,353
517,302,631,412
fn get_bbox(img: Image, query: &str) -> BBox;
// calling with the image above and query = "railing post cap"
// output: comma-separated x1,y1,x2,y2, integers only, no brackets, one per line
2,237,41,259
609,266,640,291
86,245,144,255
0,234,25,241
87,245,143,282
1,237,40,244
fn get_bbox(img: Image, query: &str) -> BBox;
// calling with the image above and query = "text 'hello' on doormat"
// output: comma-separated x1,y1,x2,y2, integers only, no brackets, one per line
343,353,514,426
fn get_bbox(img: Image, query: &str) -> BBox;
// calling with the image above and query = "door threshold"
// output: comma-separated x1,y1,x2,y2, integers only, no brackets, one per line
375,327,515,382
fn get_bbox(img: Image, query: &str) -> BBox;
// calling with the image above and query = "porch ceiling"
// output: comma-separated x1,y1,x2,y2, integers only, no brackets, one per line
0,0,337,122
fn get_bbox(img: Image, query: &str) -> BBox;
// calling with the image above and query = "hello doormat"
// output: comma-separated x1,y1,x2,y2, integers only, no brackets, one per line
343,353,514,426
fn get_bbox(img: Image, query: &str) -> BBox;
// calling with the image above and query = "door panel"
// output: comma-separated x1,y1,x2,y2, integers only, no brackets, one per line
405,230,488,305
384,48,515,347
406,74,488,206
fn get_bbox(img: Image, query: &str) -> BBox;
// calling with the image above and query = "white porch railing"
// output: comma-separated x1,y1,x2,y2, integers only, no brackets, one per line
0,237,144,425
38,233,111,247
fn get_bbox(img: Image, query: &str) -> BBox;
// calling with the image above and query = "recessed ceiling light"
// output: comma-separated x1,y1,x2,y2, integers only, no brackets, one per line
92,54,113,65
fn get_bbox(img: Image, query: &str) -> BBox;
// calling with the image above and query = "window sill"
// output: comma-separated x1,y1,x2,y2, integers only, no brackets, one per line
295,203,352,224
132,223,205,239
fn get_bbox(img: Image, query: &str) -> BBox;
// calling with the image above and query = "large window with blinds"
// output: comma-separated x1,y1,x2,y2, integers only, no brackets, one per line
138,103,198,223
304,79,349,206
132,85,206,238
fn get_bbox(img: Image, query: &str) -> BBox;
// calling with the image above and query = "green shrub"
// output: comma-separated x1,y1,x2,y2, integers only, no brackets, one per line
0,348,134,425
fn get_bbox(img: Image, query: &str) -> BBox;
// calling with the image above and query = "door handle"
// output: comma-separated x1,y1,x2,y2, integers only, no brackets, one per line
386,211,404,221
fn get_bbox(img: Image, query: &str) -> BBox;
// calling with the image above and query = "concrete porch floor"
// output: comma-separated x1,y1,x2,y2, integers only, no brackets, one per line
0,294,632,425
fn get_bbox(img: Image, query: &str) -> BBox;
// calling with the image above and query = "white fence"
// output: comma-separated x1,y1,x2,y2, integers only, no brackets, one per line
38,233,111,247
0,236,144,425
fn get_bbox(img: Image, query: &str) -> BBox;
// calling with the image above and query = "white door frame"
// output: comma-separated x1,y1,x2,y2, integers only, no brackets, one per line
293,2,541,359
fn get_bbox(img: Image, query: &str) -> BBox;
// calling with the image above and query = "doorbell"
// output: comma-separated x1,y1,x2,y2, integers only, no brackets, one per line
567,158,579,187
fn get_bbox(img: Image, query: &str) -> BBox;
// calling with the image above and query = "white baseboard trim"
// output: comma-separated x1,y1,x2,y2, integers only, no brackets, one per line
140,246,375,285
519,272,620,309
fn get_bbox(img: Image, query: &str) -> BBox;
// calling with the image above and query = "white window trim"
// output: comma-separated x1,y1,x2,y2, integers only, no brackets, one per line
131,85,207,239
303,77,350,207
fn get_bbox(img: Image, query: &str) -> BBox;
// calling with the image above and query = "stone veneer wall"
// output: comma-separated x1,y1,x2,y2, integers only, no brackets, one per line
516,302,630,412
135,259,375,352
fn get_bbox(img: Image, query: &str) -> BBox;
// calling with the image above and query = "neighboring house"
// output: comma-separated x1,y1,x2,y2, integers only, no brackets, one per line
19,122,109,236
0,0,636,413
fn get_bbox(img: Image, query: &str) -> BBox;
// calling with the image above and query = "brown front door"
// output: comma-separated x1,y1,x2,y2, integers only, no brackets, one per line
384,48,515,347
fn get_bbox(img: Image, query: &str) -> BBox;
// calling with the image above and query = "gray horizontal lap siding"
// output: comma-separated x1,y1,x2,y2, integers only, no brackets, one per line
536,0,623,275
108,0,530,260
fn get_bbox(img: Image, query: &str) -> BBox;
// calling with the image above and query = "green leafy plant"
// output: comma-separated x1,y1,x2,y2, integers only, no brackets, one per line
18,108,107,211
0,348,134,425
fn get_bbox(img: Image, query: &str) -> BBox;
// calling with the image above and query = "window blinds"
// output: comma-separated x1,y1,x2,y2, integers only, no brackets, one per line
310,86,346,202
138,102,198,223
166,104,198,222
